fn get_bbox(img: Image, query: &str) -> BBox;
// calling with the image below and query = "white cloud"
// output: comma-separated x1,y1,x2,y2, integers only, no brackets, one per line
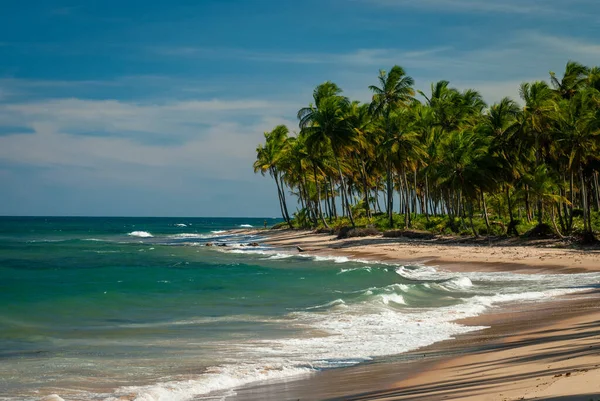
0,97,298,188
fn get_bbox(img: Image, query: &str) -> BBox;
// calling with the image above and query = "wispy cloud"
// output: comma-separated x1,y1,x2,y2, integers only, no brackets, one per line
0,95,297,184
360,0,596,16
151,45,454,68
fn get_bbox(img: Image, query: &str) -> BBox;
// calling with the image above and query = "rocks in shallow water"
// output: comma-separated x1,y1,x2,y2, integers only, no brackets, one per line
207,241,258,247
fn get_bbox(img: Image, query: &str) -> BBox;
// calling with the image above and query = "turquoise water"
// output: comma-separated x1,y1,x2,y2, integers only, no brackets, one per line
1,217,599,401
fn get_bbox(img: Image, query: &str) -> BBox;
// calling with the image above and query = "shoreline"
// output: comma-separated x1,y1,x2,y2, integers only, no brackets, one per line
226,229,600,401
256,229,600,273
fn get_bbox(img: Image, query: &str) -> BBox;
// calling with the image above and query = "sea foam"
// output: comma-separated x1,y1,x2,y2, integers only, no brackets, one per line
128,231,153,238
107,364,314,401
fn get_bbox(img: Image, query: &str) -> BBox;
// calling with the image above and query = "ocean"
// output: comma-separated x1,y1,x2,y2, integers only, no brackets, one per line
1,216,599,401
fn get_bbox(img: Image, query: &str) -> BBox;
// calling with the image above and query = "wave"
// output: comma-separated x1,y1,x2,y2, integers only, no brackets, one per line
108,363,314,401
377,293,406,305
262,253,293,260
239,224,254,228
211,230,227,234
306,299,347,310
168,233,208,239
54,265,600,401
175,223,187,227
127,231,153,238
338,266,372,274
439,277,474,291
310,255,351,264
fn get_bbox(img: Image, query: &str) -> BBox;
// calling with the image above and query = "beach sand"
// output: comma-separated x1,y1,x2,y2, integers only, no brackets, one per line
228,229,600,401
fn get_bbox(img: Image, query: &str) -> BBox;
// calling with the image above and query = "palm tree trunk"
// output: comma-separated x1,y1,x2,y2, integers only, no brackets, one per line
413,169,418,219
403,169,410,229
324,182,333,221
397,172,404,215
386,159,394,228
328,176,338,219
556,195,567,234
313,165,329,228
424,173,430,221
272,169,292,228
334,154,355,227
594,171,600,211
569,172,575,230
525,187,532,223
551,204,564,239
298,185,306,211
468,201,479,237
360,159,371,219
481,190,490,234
579,167,590,233
505,185,518,236
375,189,382,214
586,176,593,235
278,173,293,226
302,174,317,227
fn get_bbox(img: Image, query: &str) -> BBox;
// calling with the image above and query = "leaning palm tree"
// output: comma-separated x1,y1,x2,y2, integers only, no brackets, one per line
253,125,293,228
369,65,415,227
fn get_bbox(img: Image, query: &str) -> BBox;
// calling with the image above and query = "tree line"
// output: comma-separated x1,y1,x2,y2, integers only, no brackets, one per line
253,61,600,240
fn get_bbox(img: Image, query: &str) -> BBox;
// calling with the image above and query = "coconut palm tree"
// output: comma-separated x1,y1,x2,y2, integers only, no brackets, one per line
482,97,522,234
300,84,357,227
253,125,293,228
369,65,415,227
518,81,556,226
550,61,589,100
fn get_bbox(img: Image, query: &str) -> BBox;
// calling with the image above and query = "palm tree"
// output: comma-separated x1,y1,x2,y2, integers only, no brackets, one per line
346,102,375,219
553,89,600,236
369,65,415,227
252,61,599,239
299,83,357,227
482,97,522,234
519,81,555,226
253,125,293,228
550,61,589,100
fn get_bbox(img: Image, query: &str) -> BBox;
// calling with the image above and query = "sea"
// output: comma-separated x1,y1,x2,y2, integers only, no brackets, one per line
1,216,599,401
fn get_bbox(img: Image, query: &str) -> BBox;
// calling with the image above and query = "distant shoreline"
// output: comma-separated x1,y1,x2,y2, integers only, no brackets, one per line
226,228,600,401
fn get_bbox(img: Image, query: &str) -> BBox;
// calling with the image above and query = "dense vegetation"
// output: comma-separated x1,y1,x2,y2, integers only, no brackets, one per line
253,61,600,241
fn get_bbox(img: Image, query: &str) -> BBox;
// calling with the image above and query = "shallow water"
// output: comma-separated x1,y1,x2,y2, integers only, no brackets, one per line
1,217,598,401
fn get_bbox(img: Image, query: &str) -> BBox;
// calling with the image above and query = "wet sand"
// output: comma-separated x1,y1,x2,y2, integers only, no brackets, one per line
225,229,600,401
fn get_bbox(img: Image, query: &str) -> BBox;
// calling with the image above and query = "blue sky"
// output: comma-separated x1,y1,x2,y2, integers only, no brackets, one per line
1,0,599,216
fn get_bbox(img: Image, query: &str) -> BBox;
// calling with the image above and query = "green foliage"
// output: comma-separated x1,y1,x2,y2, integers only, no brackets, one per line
254,61,600,242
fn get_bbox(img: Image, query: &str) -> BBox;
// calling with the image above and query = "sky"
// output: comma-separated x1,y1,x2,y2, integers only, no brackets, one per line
1,0,599,217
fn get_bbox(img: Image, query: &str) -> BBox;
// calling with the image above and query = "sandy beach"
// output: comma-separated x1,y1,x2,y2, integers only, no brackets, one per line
229,229,600,401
